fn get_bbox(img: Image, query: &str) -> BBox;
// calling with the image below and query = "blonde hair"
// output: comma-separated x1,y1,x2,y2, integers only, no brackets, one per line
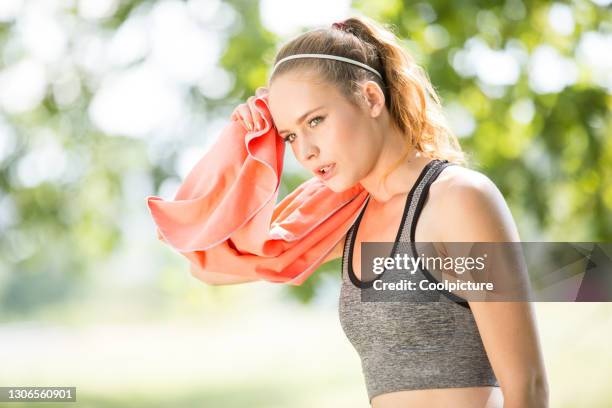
268,15,470,186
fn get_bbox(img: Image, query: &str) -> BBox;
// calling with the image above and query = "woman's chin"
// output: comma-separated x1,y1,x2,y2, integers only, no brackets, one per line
322,179,338,191
324,180,349,193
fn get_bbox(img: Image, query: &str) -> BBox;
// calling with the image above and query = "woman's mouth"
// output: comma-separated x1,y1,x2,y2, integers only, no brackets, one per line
317,163,336,181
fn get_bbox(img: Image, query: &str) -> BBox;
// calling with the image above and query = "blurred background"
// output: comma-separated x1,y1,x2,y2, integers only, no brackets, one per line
0,0,611,407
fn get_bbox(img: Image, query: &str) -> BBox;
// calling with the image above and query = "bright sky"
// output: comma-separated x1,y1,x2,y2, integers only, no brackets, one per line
0,0,610,187
259,0,351,36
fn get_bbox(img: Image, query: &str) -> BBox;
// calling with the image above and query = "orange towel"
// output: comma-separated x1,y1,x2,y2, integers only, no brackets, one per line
146,94,369,285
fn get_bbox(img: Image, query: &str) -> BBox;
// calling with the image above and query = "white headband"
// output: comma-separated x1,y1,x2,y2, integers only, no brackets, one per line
271,53,383,80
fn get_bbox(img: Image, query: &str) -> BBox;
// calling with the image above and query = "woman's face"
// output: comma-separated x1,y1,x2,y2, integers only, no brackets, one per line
268,72,384,192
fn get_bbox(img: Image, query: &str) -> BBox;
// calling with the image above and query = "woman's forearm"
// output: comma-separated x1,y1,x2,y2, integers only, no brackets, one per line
195,270,259,286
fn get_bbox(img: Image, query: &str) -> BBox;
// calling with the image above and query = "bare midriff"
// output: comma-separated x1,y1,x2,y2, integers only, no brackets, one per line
371,386,503,408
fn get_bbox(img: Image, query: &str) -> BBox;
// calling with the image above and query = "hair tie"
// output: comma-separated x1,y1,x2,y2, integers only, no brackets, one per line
332,21,356,35
332,21,347,30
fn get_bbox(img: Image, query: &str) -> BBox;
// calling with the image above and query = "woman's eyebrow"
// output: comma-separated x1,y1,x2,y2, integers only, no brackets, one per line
278,105,325,134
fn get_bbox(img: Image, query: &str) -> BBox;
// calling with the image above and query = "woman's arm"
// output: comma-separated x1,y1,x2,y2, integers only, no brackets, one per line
436,170,549,408
191,268,260,286
196,233,347,285
321,233,347,264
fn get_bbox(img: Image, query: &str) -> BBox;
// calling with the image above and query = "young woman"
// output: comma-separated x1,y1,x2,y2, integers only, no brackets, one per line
230,16,548,408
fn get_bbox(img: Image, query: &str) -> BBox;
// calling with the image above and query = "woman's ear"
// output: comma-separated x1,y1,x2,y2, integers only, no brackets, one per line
360,81,385,118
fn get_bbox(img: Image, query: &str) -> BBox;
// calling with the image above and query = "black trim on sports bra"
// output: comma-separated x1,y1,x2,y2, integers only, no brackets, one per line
346,159,439,289
408,161,471,309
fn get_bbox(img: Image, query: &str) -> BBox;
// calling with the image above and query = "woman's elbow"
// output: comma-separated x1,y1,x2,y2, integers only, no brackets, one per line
504,375,549,408
527,375,549,408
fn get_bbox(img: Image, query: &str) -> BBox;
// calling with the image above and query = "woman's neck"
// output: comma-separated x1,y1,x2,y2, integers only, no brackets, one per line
358,124,428,205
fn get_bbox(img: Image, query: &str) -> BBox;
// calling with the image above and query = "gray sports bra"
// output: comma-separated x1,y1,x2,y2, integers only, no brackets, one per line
338,159,499,403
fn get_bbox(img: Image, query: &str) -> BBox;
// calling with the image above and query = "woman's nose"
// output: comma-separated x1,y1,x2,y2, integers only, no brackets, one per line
299,140,318,162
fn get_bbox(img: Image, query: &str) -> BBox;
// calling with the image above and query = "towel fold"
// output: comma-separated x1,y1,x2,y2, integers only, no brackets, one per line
146,94,369,285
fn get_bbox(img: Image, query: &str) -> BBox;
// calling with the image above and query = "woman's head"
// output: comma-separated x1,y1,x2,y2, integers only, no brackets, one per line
266,15,467,192
268,69,388,192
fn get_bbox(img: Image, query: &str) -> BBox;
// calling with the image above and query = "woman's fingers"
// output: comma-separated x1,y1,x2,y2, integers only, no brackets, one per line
246,95,264,131
232,112,249,132
232,88,269,132
236,103,254,131
255,86,268,97
230,109,241,122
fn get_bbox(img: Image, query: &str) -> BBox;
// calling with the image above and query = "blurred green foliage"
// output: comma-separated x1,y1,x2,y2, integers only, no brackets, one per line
0,0,610,316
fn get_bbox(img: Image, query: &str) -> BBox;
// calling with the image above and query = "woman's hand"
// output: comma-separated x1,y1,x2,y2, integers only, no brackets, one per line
231,86,269,132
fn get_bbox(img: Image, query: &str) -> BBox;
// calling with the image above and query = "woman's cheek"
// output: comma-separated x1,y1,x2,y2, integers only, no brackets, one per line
333,127,353,145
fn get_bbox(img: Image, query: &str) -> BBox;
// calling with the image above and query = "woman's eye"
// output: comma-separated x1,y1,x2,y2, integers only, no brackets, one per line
283,116,325,144
308,115,324,128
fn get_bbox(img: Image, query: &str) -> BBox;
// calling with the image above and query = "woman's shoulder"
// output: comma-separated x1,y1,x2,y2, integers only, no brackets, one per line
427,164,497,220
428,163,519,242
429,163,499,201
